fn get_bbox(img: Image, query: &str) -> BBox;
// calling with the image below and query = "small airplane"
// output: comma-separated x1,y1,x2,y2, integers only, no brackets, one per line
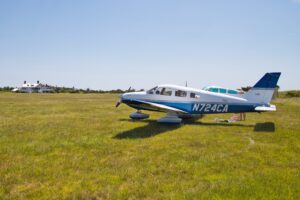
116,72,281,124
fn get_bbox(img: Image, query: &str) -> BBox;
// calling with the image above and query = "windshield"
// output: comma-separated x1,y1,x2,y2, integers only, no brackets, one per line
147,86,158,94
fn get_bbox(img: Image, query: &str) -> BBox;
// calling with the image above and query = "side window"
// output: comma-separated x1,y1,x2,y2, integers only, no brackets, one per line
175,90,187,97
210,88,218,93
191,93,200,99
228,90,238,94
160,88,172,96
220,88,226,94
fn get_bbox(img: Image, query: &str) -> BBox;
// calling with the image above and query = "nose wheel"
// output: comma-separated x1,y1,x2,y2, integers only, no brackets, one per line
130,110,150,120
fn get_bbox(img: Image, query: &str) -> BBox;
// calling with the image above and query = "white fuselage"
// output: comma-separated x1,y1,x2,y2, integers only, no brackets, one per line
121,84,261,114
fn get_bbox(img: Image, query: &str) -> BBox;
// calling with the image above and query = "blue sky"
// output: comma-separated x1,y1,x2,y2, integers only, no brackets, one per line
0,0,299,90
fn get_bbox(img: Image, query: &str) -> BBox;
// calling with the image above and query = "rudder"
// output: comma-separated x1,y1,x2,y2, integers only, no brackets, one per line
253,72,281,89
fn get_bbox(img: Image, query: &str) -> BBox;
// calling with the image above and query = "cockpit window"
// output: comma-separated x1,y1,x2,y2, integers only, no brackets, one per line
147,87,158,94
175,90,187,97
160,88,172,96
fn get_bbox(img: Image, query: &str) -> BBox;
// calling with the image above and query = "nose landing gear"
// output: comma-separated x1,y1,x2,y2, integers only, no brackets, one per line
130,110,150,120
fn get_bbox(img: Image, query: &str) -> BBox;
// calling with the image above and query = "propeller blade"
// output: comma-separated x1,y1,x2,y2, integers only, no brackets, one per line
127,86,131,92
116,101,121,108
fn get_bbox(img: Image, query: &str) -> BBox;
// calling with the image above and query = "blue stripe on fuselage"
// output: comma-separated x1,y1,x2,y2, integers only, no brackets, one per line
156,101,257,114
123,99,259,114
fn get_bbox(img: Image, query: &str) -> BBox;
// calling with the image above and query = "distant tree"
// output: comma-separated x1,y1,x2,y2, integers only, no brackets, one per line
286,91,300,98
0,85,149,94
0,87,14,92
272,85,280,99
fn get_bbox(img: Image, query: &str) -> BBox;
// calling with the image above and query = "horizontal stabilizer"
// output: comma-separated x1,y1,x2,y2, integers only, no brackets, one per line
255,105,276,112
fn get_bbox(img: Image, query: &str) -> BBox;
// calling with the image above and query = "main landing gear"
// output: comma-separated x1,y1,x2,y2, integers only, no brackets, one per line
157,112,182,124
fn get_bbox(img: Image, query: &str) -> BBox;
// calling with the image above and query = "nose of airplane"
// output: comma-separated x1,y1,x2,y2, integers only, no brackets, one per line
121,92,131,100
122,91,146,100
116,92,133,108
116,91,146,108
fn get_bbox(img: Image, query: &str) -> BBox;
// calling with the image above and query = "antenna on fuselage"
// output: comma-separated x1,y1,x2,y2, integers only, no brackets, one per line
185,81,188,87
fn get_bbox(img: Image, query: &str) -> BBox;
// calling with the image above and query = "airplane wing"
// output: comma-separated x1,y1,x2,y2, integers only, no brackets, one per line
255,105,276,112
133,99,188,114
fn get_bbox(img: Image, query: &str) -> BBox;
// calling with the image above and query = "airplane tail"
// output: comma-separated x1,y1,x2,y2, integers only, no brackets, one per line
245,72,281,104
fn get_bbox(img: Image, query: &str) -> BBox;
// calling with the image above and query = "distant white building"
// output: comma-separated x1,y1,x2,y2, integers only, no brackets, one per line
12,81,53,93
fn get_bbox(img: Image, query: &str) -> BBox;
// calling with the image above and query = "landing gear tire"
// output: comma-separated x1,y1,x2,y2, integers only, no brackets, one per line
130,111,150,120
157,112,182,124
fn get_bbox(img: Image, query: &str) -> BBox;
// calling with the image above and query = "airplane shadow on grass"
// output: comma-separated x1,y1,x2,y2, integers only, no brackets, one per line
114,119,181,139
181,119,275,132
185,121,275,132
114,119,275,139
254,122,275,132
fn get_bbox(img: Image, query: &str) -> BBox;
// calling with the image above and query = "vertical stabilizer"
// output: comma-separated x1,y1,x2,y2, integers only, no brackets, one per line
245,72,281,104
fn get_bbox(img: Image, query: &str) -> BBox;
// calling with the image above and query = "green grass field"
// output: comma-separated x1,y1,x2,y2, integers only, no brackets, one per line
0,93,299,199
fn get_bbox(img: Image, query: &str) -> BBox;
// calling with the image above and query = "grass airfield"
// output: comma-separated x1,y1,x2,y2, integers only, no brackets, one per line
0,93,299,199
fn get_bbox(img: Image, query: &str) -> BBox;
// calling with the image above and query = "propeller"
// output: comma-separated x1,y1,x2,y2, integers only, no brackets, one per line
116,100,122,108
116,86,131,108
